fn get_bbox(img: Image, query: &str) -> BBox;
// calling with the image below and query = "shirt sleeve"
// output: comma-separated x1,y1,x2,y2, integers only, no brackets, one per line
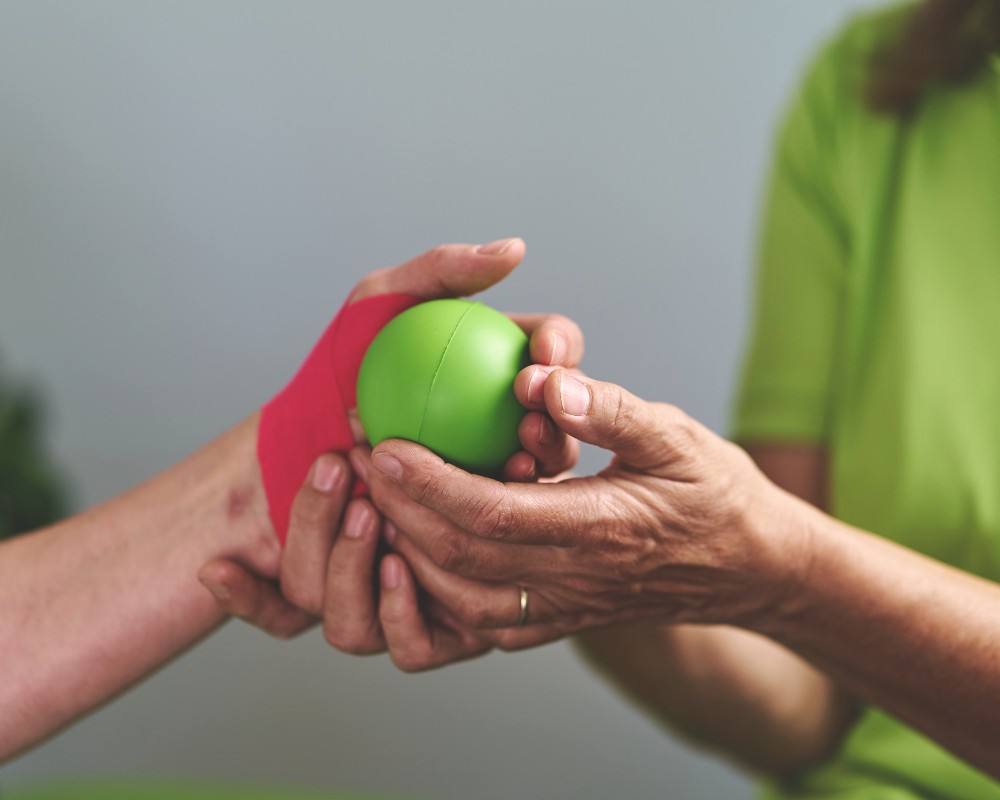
731,35,854,445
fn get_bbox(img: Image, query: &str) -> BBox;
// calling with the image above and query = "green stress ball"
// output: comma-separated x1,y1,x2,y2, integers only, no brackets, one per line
357,299,529,475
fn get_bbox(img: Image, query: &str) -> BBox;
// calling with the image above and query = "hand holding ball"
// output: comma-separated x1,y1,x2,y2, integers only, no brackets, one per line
357,299,529,475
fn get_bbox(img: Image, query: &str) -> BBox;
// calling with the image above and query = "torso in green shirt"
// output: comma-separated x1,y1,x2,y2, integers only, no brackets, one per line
733,5,1000,798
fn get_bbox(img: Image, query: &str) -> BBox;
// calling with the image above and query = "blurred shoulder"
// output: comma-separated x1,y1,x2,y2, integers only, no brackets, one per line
783,3,915,138
808,4,913,96
831,1,916,58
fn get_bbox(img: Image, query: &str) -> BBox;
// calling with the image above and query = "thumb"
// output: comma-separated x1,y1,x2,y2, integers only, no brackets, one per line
349,239,525,303
542,369,701,472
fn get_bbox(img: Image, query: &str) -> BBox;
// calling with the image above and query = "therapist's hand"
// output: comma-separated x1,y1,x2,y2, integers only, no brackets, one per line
361,368,806,643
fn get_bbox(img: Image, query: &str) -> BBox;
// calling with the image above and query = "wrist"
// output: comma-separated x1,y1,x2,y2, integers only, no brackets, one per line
730,477,824,635
193,411,280,580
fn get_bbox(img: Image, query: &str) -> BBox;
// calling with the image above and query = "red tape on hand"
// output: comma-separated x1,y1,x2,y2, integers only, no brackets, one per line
258,293,420,544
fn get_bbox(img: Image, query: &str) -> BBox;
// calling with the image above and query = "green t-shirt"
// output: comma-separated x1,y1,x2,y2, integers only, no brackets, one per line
733,5,1000,799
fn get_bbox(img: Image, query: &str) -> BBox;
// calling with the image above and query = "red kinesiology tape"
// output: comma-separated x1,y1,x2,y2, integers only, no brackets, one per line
258,293,420,544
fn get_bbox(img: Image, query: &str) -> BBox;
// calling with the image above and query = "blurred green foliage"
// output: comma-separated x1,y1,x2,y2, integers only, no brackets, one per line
0,368,69,540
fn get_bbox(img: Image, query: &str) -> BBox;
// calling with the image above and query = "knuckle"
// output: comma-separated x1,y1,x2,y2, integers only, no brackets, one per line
323,622,366,654
281,583,323,617
322,622,348,650
606,388,640,444
289,493,332,533
408,462,465,508
324,554,352,584
659,402,693,430
471,490,516,540
492,630,522,653
391,648,429,673
428,532,470,572
426,244,453,274
352,267,390,299
410,468,446,508
429,244,448,261
270,622,305,641
455,597,491,629
657,403,702,454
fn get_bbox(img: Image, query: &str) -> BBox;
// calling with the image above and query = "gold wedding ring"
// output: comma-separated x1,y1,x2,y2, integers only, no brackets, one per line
517,587,529,628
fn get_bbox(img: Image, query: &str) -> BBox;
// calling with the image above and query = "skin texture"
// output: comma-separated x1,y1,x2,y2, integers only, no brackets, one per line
0,239,581,762
0,414,273,760
574,446,861,776
355,369,1000,780
200,239,585,660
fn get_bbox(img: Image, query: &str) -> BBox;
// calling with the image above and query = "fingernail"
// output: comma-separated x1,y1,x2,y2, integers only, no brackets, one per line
311,457,342,492
526,366,555,405
344,503,371,539
559,374,591,416
383,520,398,545
201,579,230,604
372,452,403,481
476,237,516,256
549,331,566,367
383,558,401,589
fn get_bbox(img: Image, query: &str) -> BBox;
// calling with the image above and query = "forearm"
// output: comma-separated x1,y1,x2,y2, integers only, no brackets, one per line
575,622,858,776
577,448,1000,778
753,495,1000,778
0,413,275,760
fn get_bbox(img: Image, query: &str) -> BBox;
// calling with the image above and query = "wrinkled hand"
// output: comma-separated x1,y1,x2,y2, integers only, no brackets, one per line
200,240,584,654
361,368,803,643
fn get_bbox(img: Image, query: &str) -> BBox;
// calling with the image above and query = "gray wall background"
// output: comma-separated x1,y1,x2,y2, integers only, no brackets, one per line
0,2,879,798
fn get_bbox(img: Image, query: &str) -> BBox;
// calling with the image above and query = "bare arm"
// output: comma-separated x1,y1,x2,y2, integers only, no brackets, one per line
575,444,859,776
0,413,279,760
756,487,1000,779
0,239,568,761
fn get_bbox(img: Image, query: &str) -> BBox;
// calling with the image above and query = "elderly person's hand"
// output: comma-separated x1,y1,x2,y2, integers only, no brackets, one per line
199,240,584,648
359,367,802,639
362,367,1000,779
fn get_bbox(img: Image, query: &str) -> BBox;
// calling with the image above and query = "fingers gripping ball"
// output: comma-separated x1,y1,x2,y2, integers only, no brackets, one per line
357,299,529,475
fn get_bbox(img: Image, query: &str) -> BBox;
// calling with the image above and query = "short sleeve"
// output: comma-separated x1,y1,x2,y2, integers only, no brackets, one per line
731,34,854,445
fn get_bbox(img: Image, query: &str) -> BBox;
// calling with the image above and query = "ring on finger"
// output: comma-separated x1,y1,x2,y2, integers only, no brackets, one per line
516,586,529,628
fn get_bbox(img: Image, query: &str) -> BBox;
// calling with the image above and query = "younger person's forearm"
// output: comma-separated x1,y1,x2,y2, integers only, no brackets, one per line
0,413,273,761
